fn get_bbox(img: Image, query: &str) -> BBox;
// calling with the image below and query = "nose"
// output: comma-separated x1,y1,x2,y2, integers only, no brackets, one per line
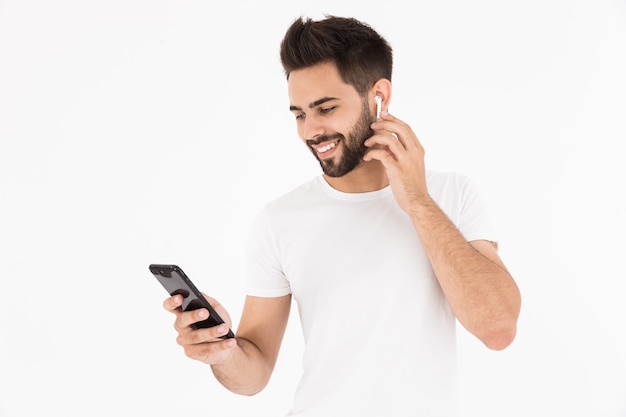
302,114,324,141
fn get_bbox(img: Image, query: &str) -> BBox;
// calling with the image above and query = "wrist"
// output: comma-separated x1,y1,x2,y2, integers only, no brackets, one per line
404,193,436,219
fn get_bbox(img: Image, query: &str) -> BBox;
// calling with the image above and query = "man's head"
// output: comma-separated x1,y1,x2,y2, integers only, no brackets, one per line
280,15,393,95
280,16,393,178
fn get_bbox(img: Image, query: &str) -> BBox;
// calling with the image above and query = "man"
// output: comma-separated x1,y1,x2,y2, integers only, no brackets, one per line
164,15,521,416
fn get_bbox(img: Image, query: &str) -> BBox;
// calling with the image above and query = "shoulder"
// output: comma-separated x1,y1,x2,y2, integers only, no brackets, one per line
426,170,474,195
249,176,323,230
264,176,324,212
426,170,487,217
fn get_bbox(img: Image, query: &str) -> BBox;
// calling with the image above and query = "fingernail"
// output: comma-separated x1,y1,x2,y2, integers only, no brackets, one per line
198,309,207,318
217,326,225,334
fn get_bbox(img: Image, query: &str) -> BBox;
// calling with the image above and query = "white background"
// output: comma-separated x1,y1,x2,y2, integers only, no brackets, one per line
1,1,625,416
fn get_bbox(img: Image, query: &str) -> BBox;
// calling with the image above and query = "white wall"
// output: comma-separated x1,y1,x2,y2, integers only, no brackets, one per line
1,1,625,416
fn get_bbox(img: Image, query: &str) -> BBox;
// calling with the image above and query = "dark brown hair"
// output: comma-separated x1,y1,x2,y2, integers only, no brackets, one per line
279,15,393,95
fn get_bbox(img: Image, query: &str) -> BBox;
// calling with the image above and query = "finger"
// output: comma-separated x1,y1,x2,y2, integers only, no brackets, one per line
163,294,183,312
363,148,401,175
183,337,237,364
373,113,420,151
173,307,209,332
178,322,233,346
200,293,233,327
364,134,406,160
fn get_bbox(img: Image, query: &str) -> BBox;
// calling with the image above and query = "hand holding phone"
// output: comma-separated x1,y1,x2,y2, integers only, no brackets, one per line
149,264,235,339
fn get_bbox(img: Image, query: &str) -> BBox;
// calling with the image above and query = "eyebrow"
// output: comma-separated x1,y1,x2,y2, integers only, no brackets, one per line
289,96,338,112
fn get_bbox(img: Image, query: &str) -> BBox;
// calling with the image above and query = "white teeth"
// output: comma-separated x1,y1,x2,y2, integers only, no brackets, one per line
318,142,337,153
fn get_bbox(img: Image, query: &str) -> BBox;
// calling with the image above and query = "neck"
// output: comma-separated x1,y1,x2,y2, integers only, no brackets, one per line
322,160,389,193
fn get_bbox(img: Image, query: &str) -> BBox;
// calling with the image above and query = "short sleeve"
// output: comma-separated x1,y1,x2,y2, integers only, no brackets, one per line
245,207,292,297
457,175,498,244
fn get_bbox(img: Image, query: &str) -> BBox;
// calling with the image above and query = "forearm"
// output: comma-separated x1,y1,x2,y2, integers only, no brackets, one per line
211,337,274,396
408,196,521,350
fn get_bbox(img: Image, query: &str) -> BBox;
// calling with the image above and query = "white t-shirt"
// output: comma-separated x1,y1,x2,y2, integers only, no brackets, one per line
246,171,497,417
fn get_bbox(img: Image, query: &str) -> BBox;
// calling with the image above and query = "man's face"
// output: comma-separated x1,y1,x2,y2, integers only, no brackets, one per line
288,62,375,177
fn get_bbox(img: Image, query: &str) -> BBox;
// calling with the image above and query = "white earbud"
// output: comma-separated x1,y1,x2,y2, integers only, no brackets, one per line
375,96,382,119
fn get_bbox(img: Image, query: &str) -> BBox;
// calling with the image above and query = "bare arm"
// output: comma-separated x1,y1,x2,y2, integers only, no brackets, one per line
212,295,291,395
406,197,521,350
365,110,521,350
164,293,291,395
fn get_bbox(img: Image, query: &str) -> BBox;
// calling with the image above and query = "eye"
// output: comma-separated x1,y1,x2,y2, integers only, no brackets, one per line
320,106,336,115
295,112,305,121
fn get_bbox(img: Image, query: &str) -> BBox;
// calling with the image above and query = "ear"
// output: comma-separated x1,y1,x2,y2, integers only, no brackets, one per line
371,78,392,113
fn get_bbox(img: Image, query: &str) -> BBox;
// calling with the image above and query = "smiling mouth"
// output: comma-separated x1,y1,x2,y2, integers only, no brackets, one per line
316,141,338,153
311,139,340,159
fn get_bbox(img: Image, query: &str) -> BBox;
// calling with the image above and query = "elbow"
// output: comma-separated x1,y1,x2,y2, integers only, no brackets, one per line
480,294,522,351
472,309,520,350
237,386,266,397
239,375,271,396
218,378,269,397
217,371,272,397
481,324,517,351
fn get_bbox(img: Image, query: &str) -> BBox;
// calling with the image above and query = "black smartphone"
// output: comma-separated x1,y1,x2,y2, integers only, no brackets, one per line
149,264,235,339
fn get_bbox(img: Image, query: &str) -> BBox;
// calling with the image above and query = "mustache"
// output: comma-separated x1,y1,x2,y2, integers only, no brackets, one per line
306,133,344,147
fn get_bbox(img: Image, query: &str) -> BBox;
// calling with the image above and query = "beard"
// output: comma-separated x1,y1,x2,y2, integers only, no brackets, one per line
306,102,376,178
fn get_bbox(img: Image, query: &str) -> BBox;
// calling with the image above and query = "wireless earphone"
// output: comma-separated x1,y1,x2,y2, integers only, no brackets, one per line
375,96,382,119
